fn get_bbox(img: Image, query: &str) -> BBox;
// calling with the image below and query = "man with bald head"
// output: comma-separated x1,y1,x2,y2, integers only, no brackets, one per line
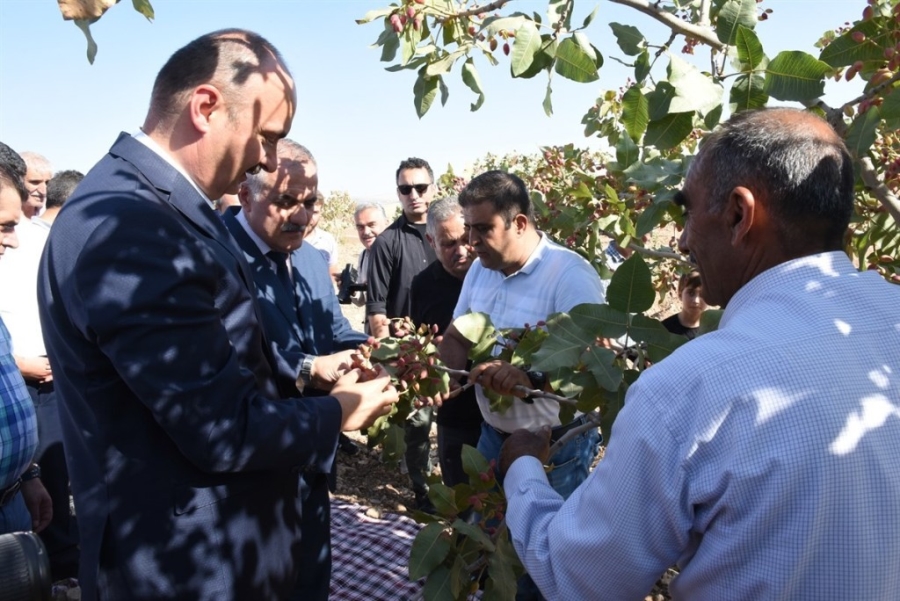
500,108,900,600
39,30,397,600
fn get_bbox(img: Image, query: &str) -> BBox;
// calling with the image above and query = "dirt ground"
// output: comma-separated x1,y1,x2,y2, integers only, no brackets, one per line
329,221,679,600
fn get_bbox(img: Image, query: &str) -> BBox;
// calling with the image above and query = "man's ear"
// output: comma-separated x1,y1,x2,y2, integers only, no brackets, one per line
238,184,252,212
514,213,529,235
188,84,223,133
726,186,760,246
425,233,436,251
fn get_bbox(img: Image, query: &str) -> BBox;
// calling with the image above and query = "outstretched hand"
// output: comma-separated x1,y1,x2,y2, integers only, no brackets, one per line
332,365,399,431
469,360,531,398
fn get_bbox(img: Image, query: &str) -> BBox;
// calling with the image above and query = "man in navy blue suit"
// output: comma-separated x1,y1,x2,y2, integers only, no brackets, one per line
222,140,367,600
38,29,397,601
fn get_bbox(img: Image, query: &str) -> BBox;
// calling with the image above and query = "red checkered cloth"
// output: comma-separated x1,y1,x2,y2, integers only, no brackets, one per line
329,500,425,600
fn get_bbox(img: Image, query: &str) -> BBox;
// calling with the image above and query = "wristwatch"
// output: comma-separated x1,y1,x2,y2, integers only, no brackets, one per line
21,463,41,482
523,369,547,404
296,355,315,393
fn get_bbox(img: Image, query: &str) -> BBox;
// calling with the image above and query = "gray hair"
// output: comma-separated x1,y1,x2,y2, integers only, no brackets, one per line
354,201,387,221
694,108,853,248
20,151,52,175
426,196,463,239
244,138,315,200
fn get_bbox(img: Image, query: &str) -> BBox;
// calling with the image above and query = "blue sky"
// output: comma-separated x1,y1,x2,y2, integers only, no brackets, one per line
0,0,864,202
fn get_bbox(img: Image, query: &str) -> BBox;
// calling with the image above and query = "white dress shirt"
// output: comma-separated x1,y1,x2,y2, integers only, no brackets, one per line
0,219,49,356
452,233,606,431
505,251,900,600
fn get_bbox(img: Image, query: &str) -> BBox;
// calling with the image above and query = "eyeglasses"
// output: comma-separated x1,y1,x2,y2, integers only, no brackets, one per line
397,183,431,196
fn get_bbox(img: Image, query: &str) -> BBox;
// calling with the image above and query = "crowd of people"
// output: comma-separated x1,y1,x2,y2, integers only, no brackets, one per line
0,26,898,601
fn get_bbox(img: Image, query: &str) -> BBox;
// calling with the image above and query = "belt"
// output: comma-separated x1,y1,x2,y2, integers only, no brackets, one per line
491,414,592,444
0,479,22,508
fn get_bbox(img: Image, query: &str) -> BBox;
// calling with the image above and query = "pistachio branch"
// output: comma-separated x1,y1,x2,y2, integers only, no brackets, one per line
434,365,579,406
859,156,900,224
609,0,726,52
445,0,513,20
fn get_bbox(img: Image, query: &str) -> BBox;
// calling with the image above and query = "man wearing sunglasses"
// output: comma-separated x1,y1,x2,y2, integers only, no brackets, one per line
366,157,438,512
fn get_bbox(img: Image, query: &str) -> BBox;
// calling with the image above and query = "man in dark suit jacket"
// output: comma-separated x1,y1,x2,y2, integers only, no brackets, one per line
221,140,367,600
37,30,396,601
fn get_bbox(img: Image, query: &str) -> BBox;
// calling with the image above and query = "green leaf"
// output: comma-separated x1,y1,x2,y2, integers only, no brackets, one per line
546,0,573,31
644,112,694,151
573,32,602,69
461,444,491,482
716,0,757,45
511,20,542,77
628,314,673,344
698,309,723,336
667,55,724,117
646,82,676,121
635,198,672,237
438,76,449,107
422,565,455,601
646,331,688,363
356,7,395,24
764,51,831,102
408,523,451,581
543,79,554,117
427,483,459,516
73,19,99,64
426,51,459,77
734,25,765,70
484,525,523,597
881,88,900,129
483,14,528,37
582,4,601,28
451,519,496,552
819,20,891,69
461,58,485,112
844,106,882,156
513,36,556,79
381,423,407,462
606,254,654,313
609,22,645,56
634,49,651,83
621,86,649,141
442,17,456,46
572,303,629,340
131,0,154,20
598,383,627,443
615,131,639,169
729,73,768,112
530,312,599,372
380,28,400,63
454,312,495,344
581,345,621,391
554,37,599,83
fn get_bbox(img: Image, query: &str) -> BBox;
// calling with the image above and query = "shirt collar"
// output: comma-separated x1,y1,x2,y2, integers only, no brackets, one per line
132,130,216,210
235,210,279,257
506,232,547,278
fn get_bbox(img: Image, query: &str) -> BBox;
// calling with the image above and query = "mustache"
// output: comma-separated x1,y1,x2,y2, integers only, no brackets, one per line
281,223,305,234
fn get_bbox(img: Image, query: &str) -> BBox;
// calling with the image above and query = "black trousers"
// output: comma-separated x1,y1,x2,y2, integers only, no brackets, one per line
28,381,80,580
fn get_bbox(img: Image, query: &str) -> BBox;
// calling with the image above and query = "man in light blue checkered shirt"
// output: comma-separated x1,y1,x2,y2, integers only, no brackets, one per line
499,108,900,600
0,157,50,534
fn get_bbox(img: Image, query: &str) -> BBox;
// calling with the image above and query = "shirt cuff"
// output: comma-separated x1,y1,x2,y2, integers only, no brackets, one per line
504,455,549,496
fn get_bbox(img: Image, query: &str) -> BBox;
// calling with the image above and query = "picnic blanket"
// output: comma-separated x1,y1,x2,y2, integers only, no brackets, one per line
330,500,424,600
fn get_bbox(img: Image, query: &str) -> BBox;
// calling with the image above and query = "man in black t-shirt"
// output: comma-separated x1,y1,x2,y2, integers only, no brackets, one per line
410,196,481,488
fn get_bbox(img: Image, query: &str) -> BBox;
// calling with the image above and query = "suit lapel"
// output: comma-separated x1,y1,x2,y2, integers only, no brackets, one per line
288,253,316,354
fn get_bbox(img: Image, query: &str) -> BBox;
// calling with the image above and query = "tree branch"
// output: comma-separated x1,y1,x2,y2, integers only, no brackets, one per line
434,365,579,406
859,156,900,224
609,0,725,51
449,0,514,20
698,0,712,28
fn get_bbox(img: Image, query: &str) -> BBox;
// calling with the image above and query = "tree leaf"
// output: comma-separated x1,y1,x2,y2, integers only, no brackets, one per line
646,81,676,121
438,76,449,107
819,20,890,69
606,253,654,313
635,198,672,237
73,19,100,64
454,312,495,344
380,25,401,63
734,25,765,70
462,58,485,111
628,314,672,344
881,88,900,130
451,519,496,552
698,309,723,336
729,73,768,112
427,483,459,516
581,345,621,392
582,3,601,28
715,0,757,46
667,55,724,117
634,49,651,83
513,35,556,79
483,14,527,37
621,85,649,141
461,444,491,482
58,0,115,20
409,523,451,581
646,331,688,363
511,20,542,77
546,0,573,31
381,422,407,462
543,79,554,116
615,131,639,169
644,112,694,151
422,565,455,601
356,7,396,24
844,106,882,156
609,22,645,56
554,36,599,83
764,51,831,102
131,0,154,21
426,50,462,77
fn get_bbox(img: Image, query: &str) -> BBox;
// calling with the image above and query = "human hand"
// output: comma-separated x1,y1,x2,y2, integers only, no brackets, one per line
16,355,52,383
499,426,552,475
310,350,355,390
332,365,399,431
468,360,531,398
20,478,53,533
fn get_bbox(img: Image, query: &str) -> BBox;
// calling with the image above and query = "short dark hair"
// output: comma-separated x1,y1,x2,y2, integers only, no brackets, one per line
0,141,26,178
46,170,84,209
0,162,27,203
458,170,534,227
677,269,702,294
396,157,433,183
148,29,287,125
696,108,853,249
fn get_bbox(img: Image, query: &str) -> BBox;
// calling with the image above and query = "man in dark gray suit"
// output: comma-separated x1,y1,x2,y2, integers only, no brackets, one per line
38,29,397,601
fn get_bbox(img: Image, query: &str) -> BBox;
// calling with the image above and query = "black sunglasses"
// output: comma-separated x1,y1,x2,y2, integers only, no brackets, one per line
397,183,431,195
